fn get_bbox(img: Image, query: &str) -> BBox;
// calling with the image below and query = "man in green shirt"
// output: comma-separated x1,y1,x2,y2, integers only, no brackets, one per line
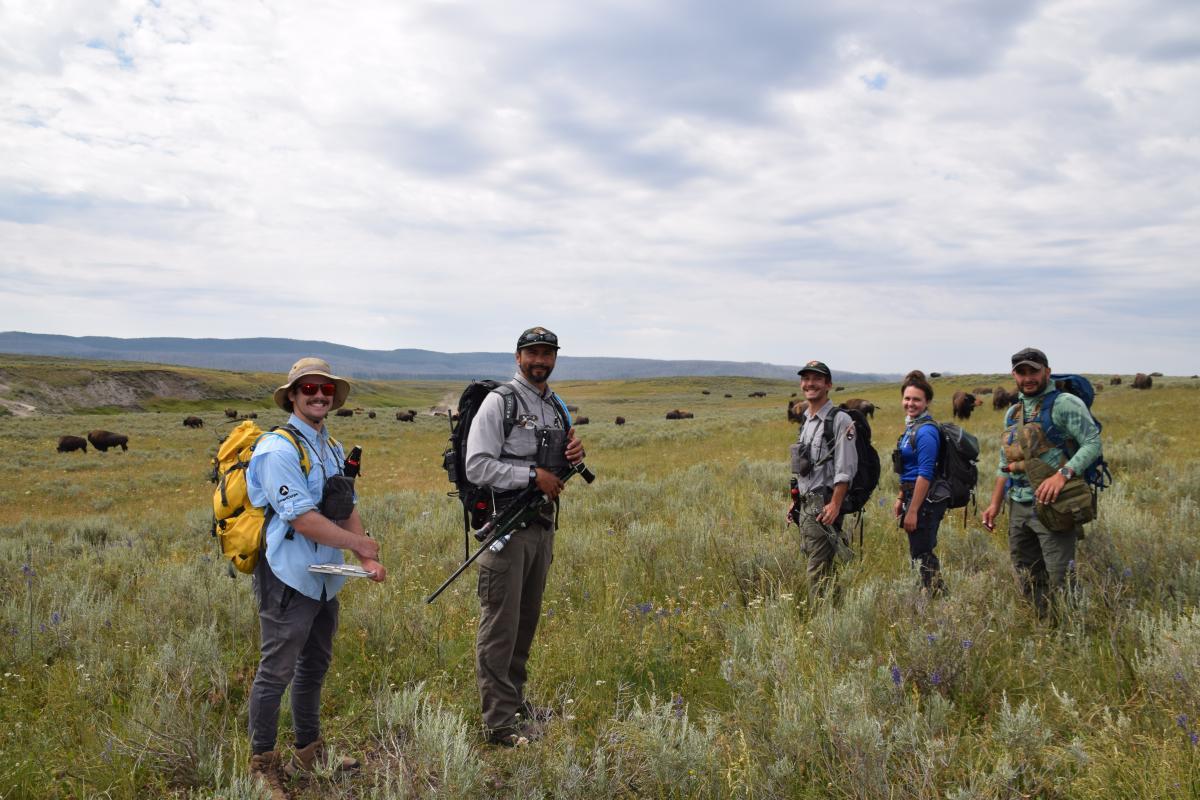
982,347,1103,616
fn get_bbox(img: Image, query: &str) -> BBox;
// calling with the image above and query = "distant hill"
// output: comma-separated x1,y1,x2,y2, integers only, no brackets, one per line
0,332,899,383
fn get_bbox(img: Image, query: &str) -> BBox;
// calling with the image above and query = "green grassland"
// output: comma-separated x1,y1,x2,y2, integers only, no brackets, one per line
1,362,1199,798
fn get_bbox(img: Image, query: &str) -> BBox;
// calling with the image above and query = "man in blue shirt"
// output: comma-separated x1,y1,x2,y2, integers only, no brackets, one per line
245,357,385,795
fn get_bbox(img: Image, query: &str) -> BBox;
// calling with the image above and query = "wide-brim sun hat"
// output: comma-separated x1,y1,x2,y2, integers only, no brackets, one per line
273,357,351,411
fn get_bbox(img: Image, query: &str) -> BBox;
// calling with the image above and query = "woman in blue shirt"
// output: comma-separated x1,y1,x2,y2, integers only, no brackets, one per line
892,370,947,593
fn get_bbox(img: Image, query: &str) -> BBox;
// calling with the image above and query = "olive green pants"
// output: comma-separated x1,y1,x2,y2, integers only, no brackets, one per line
1008,499,1079,616
797,492,850,600
476,520,554,735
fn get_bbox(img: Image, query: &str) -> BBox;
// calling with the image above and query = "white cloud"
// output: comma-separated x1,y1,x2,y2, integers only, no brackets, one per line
0,0,1197,373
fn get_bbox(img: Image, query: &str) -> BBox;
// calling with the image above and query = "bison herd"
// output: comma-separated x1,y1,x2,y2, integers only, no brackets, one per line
54,372,1173,453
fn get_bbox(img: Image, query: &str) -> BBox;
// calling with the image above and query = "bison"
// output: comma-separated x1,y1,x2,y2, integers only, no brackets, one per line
1093,383,1103,393
396,411,416,422
575,417,590,425
367,411,376,419
87,430,128,452
929,372,942,378
241,412,258,420
724,394,732,398
57,435,87,453
788,400,807,422
335,408,354,417
748,391,767,398
972,386,993,395
951,391,980,421
615,416,626,425
1150,372,1163,377
566,404,580,413
839,398,875,418
182,416,204,429
993,387,1018,410
224,408,238,419
665,409,694,420
1132,373,1153,390
701,390,711,395
1110,375,1122,386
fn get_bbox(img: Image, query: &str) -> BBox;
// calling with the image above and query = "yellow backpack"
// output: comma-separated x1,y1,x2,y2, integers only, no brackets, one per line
210,421,314,574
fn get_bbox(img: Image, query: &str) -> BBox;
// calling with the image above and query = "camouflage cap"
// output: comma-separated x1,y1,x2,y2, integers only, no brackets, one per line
1011,347,1049,370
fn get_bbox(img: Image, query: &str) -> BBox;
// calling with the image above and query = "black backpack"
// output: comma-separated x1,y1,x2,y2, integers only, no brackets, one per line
819,408,880,515
440,380,569,554
907,420,980,510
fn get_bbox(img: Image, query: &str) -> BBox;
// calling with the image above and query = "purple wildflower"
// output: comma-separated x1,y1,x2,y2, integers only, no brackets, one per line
21,564,34,578
1179,714,1190,730
890,665,902,686
671,694,685,719
1191,732,1199,747
962,639,973,649
930,670,942,686
926,633,937,645
1122,567,1132,578
50,611,61,626
635,602,653,614
39,624,46,633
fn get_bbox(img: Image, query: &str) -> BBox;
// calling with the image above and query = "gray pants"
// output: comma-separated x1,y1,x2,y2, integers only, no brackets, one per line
1008,500,1079,616
476,520,554,734
797,491,849,600
248,558,339,754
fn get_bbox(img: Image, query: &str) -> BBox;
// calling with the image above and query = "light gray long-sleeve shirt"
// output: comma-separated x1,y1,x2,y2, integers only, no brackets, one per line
465,372,569,491
792,399,858,495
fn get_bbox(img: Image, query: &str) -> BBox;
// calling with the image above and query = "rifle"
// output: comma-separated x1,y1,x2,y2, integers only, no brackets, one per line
425,461,595,603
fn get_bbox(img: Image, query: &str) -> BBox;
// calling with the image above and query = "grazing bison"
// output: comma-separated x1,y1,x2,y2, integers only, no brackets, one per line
615,416,626,425
575,416,590,425
396,411,416,422
929,372,942,378
993,387,1018,410
566,404,580,413
748,391,767,398
57,435,87,453
1093,383,1103,393
367,411,376,419
1109,375,1122,386
724,394,732,398
240,412,258,420
182,416,204,429
701,390,711,395
87,430,129,452
1132,373,1153,389
224,408,238,419
787,400,807,422
665,409,695,420
1150,372,1163,377
839,398,875,418
335,408,354,417
972,386,993,395
834,386,845,392
951,391,980,421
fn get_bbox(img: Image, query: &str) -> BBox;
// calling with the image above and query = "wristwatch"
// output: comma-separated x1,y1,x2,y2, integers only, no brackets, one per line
529,465,538,485
1058,466,1075,480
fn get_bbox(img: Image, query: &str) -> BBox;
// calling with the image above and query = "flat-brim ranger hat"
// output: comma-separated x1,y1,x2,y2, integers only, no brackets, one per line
273,357,351,412
797,360,832,379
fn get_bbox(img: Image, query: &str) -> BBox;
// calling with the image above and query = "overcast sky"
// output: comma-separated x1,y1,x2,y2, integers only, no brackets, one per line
1,0,1197,374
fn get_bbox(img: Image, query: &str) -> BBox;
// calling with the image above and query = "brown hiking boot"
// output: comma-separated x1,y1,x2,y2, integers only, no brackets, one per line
249,751,287,800
283,738,360,778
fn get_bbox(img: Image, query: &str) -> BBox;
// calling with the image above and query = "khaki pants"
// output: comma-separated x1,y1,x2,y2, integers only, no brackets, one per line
1008,499,1079,616
476,520,554,734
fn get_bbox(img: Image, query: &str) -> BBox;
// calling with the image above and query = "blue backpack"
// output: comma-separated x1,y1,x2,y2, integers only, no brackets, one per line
1039,374,1112,491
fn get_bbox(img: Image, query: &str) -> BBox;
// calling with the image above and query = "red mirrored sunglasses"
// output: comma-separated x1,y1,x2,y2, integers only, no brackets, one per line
297,382,337,397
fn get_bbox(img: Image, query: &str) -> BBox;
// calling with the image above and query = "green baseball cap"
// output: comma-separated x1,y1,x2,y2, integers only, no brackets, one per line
797,360,832,379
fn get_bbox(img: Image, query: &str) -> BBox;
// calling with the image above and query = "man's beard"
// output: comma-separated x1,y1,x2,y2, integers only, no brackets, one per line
522,363,553,383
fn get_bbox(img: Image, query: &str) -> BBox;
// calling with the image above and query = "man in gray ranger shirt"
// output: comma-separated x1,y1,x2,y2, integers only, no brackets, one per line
464,326,584,746
789,360,859,600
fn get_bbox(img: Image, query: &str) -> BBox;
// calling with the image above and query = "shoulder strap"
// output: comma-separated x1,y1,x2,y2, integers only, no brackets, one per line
550,391,572,428
493,383,520,438
269,424,312,477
